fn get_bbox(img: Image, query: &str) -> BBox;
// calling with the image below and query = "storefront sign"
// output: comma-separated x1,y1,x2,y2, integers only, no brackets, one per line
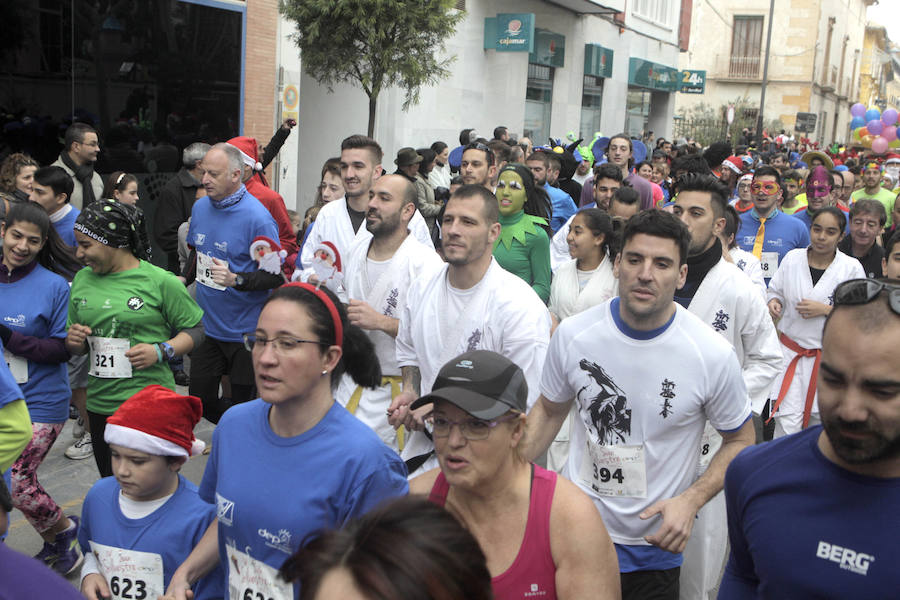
628,57,678,92
484,13,535,52
584,44,614,79
529,29,566,68
678,69,706,94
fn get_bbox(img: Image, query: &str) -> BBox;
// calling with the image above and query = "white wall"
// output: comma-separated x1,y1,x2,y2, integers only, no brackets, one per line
274,15,302,210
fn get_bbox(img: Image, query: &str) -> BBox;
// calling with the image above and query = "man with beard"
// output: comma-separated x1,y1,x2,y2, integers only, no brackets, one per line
720,278,900,597
301,135,433,269
671,175,782,599
52,123,104,210
526,210,754,600
388,185,550,475
340,174,443,452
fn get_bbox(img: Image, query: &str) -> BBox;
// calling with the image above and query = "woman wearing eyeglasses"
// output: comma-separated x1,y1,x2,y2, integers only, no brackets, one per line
766,207,865,438
409,350,620,600
165,282,408,600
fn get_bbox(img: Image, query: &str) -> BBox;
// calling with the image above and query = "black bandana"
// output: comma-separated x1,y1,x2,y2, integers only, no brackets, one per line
75,199,152,261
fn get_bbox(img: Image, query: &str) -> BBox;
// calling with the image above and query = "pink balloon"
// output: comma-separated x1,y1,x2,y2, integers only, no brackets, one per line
883,126,898,142
872,136,889,154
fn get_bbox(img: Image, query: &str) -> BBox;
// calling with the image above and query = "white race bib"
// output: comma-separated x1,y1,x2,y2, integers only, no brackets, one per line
759,252,778,277
3,349,28,384
89,542,164,600
579,440,647,498
197,252,226,291
88,337,132,378
697,422,723,475
226,545,294,600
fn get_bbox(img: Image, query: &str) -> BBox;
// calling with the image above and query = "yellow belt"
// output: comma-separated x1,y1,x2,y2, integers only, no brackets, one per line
347,375,405,451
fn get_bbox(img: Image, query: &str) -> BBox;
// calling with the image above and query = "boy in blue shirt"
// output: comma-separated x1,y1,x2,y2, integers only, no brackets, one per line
78,385,223,600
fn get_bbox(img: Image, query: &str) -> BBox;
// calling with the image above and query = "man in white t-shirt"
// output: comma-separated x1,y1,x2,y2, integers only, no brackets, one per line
389,184,550,474
525,210,754,600
340,174,443,451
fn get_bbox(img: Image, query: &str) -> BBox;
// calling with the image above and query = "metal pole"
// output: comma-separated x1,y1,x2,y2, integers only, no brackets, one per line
756,0,776,147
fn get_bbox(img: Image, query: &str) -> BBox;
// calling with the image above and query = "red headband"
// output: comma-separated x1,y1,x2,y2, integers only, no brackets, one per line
281,282,343,347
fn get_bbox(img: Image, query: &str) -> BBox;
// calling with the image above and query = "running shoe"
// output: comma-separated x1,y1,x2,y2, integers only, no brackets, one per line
173,369,190,386
50,516,83,575
72,415,85,439
65,433,93,460
33,541,58,565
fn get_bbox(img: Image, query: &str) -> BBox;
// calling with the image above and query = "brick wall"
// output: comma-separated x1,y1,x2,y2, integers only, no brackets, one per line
244,0,278,145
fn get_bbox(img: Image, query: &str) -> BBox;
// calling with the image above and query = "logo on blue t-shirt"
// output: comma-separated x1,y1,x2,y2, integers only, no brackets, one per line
258,528,293,554
816,541,874,576
216,492,235,526
3,314,25,328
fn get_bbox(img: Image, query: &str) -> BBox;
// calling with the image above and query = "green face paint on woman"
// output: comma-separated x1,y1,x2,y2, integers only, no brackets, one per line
496,170,527,216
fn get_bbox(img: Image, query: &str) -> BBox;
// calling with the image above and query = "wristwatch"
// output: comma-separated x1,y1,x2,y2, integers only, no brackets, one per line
234,273,245,288
158,342,175,361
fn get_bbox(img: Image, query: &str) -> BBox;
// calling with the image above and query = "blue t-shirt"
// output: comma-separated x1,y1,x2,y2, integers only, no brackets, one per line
188,193,279,342
52,205,80,248
791,206,851,234
737,209,810,277
544,183,577,233
78,475,224,600
720,426,900,598
0,338,23,411
0,263,70,423
0,543,85,599
200,399,409,598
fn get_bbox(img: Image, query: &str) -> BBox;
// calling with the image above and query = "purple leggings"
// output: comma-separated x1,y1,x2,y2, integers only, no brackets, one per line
11,422,64,533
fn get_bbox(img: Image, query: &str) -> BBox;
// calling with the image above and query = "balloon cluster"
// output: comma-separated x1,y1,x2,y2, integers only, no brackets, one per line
850,103,899,154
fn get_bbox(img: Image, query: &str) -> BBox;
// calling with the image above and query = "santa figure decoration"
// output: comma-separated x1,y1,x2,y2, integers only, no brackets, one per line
291,241,344,295
249,236,287,277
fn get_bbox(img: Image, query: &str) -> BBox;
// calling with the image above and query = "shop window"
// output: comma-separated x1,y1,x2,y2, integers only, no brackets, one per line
525,63,553,144
580,75,604,140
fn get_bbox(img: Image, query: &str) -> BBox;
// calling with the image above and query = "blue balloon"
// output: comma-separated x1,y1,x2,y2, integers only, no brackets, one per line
865,108,881,122
850,116,865,130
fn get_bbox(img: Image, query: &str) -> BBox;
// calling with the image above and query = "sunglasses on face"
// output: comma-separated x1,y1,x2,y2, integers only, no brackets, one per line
750,182,779,195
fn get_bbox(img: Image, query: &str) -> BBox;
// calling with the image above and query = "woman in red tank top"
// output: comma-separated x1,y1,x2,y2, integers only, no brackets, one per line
408,350,620,600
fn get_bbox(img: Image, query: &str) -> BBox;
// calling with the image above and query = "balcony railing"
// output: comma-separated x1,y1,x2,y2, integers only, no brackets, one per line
728,55,761,79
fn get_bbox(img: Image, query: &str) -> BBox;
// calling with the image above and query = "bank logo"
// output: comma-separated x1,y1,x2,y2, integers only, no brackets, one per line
506,19,522,36
216,493,235,526
816,541,874,576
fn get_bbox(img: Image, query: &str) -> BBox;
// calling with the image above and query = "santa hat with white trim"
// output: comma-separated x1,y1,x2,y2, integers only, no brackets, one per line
313,241,342,272
227,136,263,172
105,385,206,457
249,235,287,259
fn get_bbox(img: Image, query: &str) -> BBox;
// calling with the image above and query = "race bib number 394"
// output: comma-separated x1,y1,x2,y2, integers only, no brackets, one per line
89,542,164,600
579,441,648,498
87,336,132,378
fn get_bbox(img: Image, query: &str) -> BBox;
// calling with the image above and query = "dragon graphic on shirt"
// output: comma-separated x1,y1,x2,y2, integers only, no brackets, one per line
577,359,631,445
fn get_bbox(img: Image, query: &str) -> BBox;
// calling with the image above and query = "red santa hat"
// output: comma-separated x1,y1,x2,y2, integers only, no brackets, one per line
227,136,263,172
104,385,205,457
313,241,342,272
721,156,743,175
250,235,287,258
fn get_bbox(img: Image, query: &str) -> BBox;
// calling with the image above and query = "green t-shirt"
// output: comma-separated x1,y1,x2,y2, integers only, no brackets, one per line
67,260,203,414
851,187,896,226
493,211,552,303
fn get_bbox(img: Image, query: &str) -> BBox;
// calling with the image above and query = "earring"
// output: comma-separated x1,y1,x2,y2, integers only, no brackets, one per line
321,370,328,376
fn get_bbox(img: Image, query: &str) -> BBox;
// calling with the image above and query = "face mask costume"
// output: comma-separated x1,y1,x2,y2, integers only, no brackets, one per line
805,165,833,211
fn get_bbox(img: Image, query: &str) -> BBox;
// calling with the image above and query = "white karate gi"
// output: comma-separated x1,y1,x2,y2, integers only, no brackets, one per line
767,248,864,435
396,259,551,474
681,257,783,600
336,234,443,452
729,246,766,297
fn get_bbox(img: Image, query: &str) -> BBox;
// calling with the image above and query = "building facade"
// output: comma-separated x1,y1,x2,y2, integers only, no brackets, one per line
674,0,872,146
294,0,690,210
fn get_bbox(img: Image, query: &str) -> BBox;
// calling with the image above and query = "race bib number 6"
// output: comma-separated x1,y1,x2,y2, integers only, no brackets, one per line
90,542,164,600
227,545,294,600
197,252,227,291
579,441,648,498
87,336,132,378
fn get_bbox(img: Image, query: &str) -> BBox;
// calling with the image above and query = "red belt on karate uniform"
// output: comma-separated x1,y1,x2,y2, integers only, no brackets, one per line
767,332,822,429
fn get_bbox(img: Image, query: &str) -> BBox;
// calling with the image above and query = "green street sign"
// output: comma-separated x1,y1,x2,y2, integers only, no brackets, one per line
484,13,534,52
584,44,614,79
628,57,678,92
679,69,706,94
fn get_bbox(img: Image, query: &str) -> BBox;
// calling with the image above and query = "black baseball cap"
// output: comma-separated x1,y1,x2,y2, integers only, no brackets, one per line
410,350,528,420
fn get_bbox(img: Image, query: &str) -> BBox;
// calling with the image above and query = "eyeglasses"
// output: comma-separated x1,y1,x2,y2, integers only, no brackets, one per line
750,182,780,195
243,333,325,354
426,412,519,441
833,279,900,315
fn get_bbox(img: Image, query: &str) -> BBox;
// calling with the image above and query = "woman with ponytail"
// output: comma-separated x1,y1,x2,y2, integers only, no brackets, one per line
165,283,408,600
0,202,82,574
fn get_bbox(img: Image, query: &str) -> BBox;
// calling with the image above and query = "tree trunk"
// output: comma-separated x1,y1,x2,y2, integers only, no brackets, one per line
367,93,377,137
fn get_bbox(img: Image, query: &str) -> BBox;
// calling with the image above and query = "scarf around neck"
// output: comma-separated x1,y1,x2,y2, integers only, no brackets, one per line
58,151,97,205
211,184,247,209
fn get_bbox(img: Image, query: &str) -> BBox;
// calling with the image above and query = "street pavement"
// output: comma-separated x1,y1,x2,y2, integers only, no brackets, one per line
4,386,214,589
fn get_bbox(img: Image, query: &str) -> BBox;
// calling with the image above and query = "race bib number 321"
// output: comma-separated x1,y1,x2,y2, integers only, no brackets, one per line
87,336,132,379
